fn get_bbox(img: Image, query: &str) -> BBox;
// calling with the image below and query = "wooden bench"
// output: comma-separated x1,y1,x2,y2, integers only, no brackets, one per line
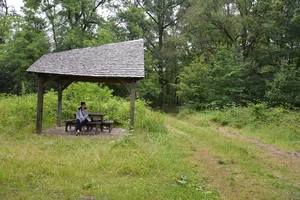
65,119,114,133
102,120,114,133
86,121,103,133
65,119,76,132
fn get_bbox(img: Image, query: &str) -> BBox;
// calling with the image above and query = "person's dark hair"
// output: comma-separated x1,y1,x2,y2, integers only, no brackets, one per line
81,102,86,105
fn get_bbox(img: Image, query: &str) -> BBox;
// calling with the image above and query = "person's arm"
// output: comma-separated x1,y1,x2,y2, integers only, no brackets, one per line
82,108,91,121
76,109,80,119
76,108,84,121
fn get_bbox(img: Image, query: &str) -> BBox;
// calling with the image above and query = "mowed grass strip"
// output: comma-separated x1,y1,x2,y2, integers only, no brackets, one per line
165,114,300,200
0,130,217,199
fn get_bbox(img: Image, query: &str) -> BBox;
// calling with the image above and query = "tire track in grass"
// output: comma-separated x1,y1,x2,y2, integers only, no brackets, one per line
165,115,300,200
217,127,300,160
166,120,267,200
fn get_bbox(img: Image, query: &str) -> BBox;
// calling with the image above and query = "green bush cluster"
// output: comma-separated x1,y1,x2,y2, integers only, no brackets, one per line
0,82,166,134
0,94,37,135
210,103,300,127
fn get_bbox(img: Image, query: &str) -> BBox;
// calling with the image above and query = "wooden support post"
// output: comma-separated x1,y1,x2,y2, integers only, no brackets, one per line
130,79,136,130
57,81,62,127
36,75,45,134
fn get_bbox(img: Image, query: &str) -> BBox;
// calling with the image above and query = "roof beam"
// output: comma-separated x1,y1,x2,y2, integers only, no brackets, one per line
43,75,60,87
62,76,139,83
119,79,130,93
62,81,73,91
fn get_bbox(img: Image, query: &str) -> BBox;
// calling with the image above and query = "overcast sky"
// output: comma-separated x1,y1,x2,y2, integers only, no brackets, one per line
8,0,24,12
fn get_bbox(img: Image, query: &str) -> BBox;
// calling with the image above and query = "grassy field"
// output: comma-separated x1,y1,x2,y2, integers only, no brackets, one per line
165,113,300,199
1,111,300,199
0,124,218,199
0,89,299,199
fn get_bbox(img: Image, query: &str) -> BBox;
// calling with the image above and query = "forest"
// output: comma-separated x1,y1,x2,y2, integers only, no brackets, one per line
1,1,300,198
0,0,300,109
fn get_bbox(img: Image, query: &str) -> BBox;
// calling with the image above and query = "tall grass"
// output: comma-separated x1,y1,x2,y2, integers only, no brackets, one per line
0,83,216,199
178,103,300,151
0,130,216,199
0,82,166,134
164,115,300,200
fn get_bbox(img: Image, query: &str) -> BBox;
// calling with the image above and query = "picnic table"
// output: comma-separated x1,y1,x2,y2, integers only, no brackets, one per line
65,113,114,133
89,113,105,122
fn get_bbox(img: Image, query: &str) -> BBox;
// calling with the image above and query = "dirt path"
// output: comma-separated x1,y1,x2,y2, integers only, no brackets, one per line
165,115,300,200
216,127,300,160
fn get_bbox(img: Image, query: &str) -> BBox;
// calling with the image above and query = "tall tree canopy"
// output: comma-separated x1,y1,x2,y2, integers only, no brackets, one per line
1,0,300,109
177,0,300,108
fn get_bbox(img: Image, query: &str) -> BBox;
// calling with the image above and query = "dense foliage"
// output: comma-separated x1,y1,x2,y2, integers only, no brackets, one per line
0,82,166,134
0,0,300,109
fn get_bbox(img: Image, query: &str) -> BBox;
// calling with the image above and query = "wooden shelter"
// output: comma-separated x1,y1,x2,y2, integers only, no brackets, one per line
26,39,144,134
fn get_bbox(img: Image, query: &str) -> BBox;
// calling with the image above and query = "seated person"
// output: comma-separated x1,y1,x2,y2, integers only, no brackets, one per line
75,101,91,135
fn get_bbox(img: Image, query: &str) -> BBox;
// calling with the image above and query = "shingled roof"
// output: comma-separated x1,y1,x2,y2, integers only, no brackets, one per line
26,39,144,79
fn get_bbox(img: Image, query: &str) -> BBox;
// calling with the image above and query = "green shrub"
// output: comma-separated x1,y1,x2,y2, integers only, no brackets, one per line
177,107,197,118
135,102,167,133
0,82,166,135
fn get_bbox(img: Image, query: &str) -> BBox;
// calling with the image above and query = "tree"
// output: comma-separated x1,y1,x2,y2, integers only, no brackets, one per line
181,0,300,106
0,1,15,93
110,0,190,107
23,0,109,51
177,47,244,109
0,5,50,94
266,64,300,107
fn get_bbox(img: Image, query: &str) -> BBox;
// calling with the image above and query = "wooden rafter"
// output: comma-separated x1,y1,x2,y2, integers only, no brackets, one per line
43,75,60,87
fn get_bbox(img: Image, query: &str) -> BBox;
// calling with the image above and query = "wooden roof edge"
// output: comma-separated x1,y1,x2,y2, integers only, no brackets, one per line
35,39,144,58
55,74,143,83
